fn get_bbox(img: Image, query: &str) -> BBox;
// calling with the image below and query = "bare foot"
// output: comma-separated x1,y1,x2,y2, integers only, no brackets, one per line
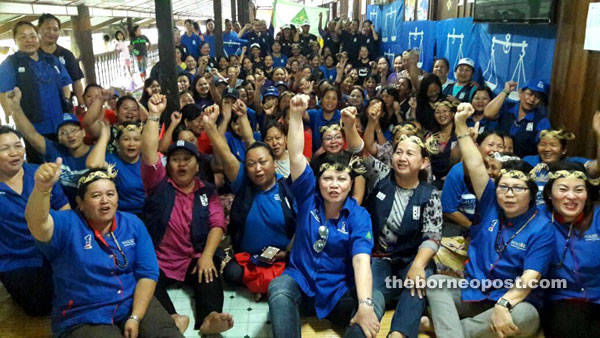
171,314,190,333
199,311,234,335
420,316,434,333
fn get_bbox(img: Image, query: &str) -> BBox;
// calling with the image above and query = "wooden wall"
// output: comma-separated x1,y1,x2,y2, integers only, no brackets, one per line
550,0,600,158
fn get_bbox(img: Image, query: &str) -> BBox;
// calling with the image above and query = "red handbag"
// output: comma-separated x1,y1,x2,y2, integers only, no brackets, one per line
234,252,286,294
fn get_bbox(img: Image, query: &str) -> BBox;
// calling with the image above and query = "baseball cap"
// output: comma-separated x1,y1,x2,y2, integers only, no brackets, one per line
282,24,291,30
263,86,280,98
521,79,548,97
167,140,200,159
302,20,310,27
216,78,229,86
455,57,475,71
222,87,240,100
250,42,261,49
181,103,207,121
56,113,81,133
274,81,289,90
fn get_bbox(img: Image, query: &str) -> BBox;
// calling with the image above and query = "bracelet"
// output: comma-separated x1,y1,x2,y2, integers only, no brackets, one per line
129,315,141,322
456,132,471,140
36,188,52,196
147,116,160,122
502,90,510,95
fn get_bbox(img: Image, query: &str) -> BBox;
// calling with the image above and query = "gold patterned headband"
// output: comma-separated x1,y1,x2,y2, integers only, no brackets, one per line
490,152,521,163
392,124,418,136
319,123,342,135
118,123,144,133
319,155,367,176
547,170,600,185
499,169,535,181
540,129,575,141
398,134,441,155
78,164,118,187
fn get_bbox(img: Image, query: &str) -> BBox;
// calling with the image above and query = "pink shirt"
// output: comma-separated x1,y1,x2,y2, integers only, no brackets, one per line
141,154,226,281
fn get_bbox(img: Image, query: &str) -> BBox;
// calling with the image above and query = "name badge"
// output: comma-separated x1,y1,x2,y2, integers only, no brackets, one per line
479,126,485,134
200,194,208,206
18,67,25,73
59,56,66,64
412,206,420,220
459,92,466,99
192,40,196,45
526,122,534,131
376,191,386,201
353,38,357,42
367,39,370,43
450,141,457,149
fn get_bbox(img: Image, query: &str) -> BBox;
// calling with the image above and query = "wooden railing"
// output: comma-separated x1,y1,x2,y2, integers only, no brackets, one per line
94,45,159,89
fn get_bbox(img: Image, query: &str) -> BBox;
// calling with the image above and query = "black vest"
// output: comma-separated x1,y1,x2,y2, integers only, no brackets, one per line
442,82,476,102
142,177,215,252
229,176,296,252
365,172,435,265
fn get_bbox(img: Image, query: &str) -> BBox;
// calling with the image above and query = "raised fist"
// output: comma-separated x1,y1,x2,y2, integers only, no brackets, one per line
34,158,63,193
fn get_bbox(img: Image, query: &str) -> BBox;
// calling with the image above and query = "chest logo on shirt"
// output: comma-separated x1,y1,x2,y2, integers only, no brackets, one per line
526,122,534,131
488,219,498,232
310,209,321,223
84,234,93,250
200,194,208,206
59,56,66,65
376,192,387,201
18,67,25,73
192,40,196,45
584,233,600,241
353,38,357,42
122,239,136,247
412,206,420,220
338,221,349,234
274,193,281,201
510,241,527,251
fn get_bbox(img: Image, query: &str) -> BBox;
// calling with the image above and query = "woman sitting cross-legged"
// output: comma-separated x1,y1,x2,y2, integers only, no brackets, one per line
202,98,296,297
25,163,183,338
140,94,232,335
268,94,385,338
425,103,555,338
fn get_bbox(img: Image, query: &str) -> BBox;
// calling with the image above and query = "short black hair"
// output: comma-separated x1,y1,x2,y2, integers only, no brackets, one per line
83,83,102,97
476,130,505,145
0,125,23,140
13,21,37,38
38,13,61,29
495,160,538,208
433,57,450,69
245,141,275,161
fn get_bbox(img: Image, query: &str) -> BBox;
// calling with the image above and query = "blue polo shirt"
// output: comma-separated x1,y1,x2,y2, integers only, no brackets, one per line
307,108,341,154
37,210,158,336
523,156,590,205
0,52,72,135
106,154,145,215
463,180,554,307
284,164,374,319
180,32,202,60
541,205,600,304
44,139,91,207
498,102,551,158
231,166,293,255
441,162,478,222
225,131,261,162
466,116,498,134
0,163,68,272
272,54,288,68
319,66,337,82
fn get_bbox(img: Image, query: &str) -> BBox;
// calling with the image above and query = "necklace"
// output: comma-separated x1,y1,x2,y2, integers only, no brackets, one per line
552,212,575,269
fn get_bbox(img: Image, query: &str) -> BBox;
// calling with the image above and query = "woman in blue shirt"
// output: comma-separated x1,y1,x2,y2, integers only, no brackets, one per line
426,103,554,338
539,160,600,337
303,87,341,154
268,95,384,338
25,164,182,338
87,121,145,216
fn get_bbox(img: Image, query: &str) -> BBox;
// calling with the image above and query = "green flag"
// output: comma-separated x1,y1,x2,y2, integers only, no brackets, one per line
272,0,329,36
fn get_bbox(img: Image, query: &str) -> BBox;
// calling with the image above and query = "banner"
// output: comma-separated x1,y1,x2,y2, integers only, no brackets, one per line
366,4,383,34
435,17,477,80
381,0,404,44
477,24,556,101
272,0,329,36
400,20,437,72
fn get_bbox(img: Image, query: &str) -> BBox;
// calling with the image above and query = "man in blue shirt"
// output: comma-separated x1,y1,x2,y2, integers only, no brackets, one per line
0,21,72,136
181,19,202,60
223,19,248,57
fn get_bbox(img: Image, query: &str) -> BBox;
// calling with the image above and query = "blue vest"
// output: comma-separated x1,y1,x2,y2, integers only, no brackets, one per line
6,51,69,124
442,82,475,102
497,109,545,158
142,177,214,252
365,172,435,265
430,134,457,180
229,176,296,252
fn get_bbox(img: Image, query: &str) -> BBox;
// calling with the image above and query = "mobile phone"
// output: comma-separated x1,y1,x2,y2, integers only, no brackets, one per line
259,246,280,263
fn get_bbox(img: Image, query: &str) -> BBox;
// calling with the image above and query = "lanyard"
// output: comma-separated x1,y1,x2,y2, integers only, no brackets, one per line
87,216,129,269
495,210,538,254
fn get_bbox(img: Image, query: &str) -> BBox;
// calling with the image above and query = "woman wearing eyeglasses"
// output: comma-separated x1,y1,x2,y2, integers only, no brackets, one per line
539,113,600,337
25,164,183,338
268,95,384,338
425,103,554,338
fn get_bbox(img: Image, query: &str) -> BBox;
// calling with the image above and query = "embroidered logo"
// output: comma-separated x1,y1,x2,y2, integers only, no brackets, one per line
18,67,25,73
537,81,544,89
526,122,534,132
584,233,600,241
510,241,527,251
488,219,498,232
200,194,208,206
122,239,136,247
338,222,348,234
376,192,386,201
84,234,93,249
412,206,420,220
310,209,321,223
366,231,372,240
274,193,281,201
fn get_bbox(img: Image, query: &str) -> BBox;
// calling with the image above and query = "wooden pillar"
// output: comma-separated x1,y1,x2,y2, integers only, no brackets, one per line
126,17,133,37
231,0,237,22
353,0,361,20
341,0,349,18
550,0,600,158
238,0,249,25
214,0,224,57
154,0,178,118
331,2,337,19
72,5,96,83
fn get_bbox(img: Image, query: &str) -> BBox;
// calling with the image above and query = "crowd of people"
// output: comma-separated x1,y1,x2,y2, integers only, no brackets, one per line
0,11,599,338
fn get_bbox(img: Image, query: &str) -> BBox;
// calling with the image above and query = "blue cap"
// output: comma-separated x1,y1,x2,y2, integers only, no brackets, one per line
263,86,280,99
274,81,289,90
167,140,200,159
521,79,548,97
222,87,240,100
56,113,81,132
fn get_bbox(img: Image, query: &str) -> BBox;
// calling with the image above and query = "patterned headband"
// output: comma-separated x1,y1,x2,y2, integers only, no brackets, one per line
319,123,342,135
318,155,367,176
499,169,535,181
392,124,418,136
540,129,575,141
118,123,144,133
490,152,521,163
547,170,600,186
78,164,118,187
398,134,441,155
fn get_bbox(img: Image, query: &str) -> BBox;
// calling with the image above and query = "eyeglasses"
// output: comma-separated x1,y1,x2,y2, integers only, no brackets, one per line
58,128,81,137
323,135,344,142
313,225,329,253
497,184,529,194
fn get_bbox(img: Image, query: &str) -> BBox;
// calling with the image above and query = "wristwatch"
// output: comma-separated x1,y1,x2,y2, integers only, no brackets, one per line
147,116,160,122
358,297,373,307
496,297,513,310
129,314,141,322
